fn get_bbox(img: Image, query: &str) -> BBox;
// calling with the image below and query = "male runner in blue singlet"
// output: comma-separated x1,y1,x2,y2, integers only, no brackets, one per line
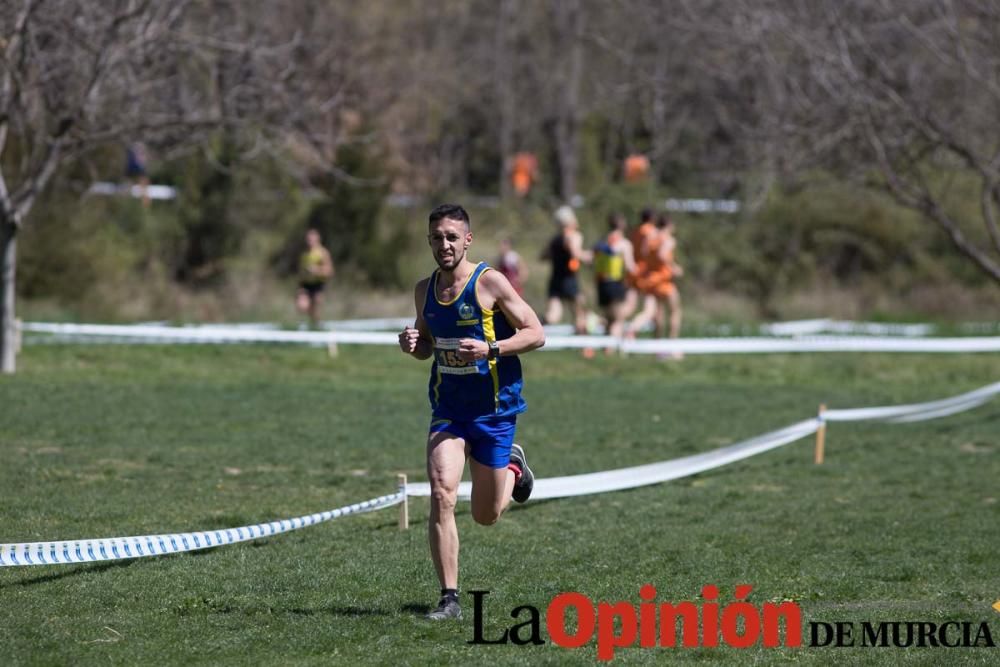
398,204,545,621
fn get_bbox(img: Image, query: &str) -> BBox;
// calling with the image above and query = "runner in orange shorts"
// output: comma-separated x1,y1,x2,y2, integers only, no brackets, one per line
627,212,682,353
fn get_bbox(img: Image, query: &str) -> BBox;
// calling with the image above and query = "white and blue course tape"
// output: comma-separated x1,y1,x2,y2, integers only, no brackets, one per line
0,492,402,567
21,321,1000,354
3,382,998,567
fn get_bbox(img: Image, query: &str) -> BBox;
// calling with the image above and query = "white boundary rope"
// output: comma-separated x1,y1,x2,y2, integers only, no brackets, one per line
0,493,402,568
759,319,934,337
823,381,1000,422
430,419,822,501
406,381,1000,500
2,382,997,567
21,322,1000,354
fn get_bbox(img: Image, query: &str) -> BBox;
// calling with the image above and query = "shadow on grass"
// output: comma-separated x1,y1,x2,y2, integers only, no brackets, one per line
370,519,408,531
174,598,398,617
401,602,431,616
1,558,139,589
375,503,485,528
288,605,393,617
928,409,1000,432
189,546,223,556
505,498,555,512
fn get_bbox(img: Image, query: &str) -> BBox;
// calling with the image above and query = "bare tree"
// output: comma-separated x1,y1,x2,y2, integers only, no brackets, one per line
741,0,1000,283
548,0,586,202
0,0,360,373
0,0,200,373
494,0,519,198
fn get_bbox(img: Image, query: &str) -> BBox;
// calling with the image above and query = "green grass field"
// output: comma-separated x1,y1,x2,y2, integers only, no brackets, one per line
2,344,999,665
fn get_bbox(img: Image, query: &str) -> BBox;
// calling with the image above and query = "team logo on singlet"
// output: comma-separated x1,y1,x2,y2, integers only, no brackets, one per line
456,302,477,325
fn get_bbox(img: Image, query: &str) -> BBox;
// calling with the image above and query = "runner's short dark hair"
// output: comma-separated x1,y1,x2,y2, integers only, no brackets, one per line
656,213,674,229
429,204,471,230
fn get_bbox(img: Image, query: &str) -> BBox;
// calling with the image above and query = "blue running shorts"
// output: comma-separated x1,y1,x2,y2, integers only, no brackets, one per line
428,416,517,468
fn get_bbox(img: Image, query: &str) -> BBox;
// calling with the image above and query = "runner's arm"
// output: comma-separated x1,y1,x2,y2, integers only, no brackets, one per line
399,279,434,360
470,270,545,358
622,239,637,275
659,237,683,277
321,248,334,278
568,230,593,264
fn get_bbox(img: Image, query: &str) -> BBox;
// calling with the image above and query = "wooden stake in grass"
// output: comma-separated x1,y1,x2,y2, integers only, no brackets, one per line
327,333,339,358
397,473,409,530
815,404,827,465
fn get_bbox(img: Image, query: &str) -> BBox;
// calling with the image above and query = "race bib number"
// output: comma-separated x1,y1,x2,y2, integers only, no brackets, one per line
434,338,478,375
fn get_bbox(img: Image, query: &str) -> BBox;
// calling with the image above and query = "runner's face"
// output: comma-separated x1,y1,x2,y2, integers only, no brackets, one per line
428,218,471,271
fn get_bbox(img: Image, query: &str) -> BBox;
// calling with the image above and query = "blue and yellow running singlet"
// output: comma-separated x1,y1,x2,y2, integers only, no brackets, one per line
423,262,526,421
593,239,626,283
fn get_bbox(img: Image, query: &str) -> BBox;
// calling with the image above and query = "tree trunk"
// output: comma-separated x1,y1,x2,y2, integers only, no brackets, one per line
1,221,17,374
555,112,578,202
553,0,583,203
495,0,516,199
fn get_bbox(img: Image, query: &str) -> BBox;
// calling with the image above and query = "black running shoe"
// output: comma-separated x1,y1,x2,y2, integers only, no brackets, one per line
509,443,534,503
426,596,462,621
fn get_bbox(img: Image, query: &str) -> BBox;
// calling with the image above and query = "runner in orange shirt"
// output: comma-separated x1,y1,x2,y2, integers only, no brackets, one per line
623,153,650,183
627,212,682,353
510,152,538,198
656,215,683,347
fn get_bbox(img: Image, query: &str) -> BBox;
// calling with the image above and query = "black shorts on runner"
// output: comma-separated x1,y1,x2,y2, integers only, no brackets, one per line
597,281,627,308
299,281,324,297
548,274,579,300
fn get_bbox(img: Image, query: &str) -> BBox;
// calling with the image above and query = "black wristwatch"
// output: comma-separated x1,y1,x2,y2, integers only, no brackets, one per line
487,340,500,360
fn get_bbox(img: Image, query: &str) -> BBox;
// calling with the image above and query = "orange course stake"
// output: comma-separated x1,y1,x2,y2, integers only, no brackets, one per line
814,404,827,464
